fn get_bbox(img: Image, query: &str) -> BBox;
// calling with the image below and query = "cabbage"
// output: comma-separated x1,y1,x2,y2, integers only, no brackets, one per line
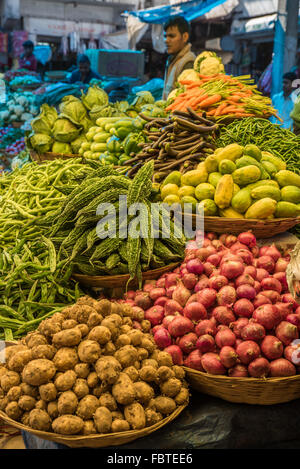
21,112,33,121
59,97,87,125
81,85,109,111
52,141,72,154
31,103,57,135
71,134,87,154
13,105,24,117
52,117,81,143
131,91,155,111
89,104,107,122
30,133,53,153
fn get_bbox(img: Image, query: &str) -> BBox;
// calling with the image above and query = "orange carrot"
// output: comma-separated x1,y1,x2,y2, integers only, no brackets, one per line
198,94,222,108
214,102,228,116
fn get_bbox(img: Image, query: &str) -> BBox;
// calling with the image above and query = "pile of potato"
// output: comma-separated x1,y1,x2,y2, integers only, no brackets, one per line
0,296,189,436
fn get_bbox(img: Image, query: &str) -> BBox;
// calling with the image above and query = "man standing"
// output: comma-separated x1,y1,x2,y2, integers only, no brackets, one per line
18,40,37,72
162,16,196,100
270,72,297,130
68,54,101,84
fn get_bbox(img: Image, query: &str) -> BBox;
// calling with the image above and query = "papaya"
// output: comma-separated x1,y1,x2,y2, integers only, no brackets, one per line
233,183,240,196
197,199,218,216
275,201,299,218
261,161,277,178
281,185,300,204
181,167,208,186
219,207,245,219
178,185,195,198
205,155,219,173
214,174,234,209
232,165,261,186
245,198,277,219
250,186,281,202
246,179,279,191
261,151,286,171
214,143,244,164
180,196,198,213
244,144,262,162
161,171,182,187
161,183,179,200
275,170,300,188
235,155,269,179
163,194,180,206
219,159,236,175
231,187,252,214
208,172,222,188
194,183,215,201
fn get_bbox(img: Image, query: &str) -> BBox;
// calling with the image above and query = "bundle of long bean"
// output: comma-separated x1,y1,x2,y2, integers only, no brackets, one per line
216,118,300,174
126,107,218,181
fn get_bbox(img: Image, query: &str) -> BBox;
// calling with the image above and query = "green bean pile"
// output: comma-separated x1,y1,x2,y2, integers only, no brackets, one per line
216,118,300,174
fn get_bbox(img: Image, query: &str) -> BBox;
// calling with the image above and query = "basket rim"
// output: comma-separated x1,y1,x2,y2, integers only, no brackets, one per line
185,213,300,224
183,366,300,383
0,405,186,444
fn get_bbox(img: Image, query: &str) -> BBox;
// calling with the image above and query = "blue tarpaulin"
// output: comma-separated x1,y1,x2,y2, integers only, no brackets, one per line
127,0,228,24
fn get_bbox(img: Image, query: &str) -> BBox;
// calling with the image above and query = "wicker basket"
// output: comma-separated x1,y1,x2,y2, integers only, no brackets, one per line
72,262,181,289
30,149,81,163
0,405,186,448
184,213,300,238
184,367,300,405
11,121,22,129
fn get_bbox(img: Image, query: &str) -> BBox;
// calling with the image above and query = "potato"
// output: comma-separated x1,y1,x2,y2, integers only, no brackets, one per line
93,406,112,433
139,366,158,383
160,378,182,398
114,345,138,368
156,351,173,367
115,334,131,348
8,349,33,372
95,356,121,385
96,299,111,317
76,296,99,309
88,326,111,345
31,345,56,360
123,366,139,383
141,320,151,333
76,394,99,419
74,363,90,379
47,401,59,419
133,382,155,405
39,318,61,337
62,319,78,330
92,385,108,397
77,305,96,324
22,359,56,386
61,304,83,321
82,420,97,435
0,366,7,379
133,361,141,370
127,330,143,347
73,379,89,399
39,383,57,402
28,409,52,431
120,304,134,318
53,347,78,371
51,312,65,325
132,309,144,322
0,397,8,411
101,342,116,356
54,370,77,392
158,366,175,382
21,411,30,426
172,365,185,380
87,313,103,329
75,324,89,337
142,359,159,369
20,383,39,398
98,392,117,411
35,400,47,411
124,402,146,430
122,317,132,327
154,396,176,415
78,340,101,363
100,319,118,339
52,415,84,435
174,387,189,405
58,391,78,415
87,371,99,388
111,410,124,420
1,370,20,391
105,313,122,327
27,334,48,349
0,387,4,399
136,348,149,361
110,302,124,316
119,325,131,335
5,401,23,421
111,419,130,433
6,385,22,402
18,395,36,411
4,344,28,363
140,337,155,354
52,328,82,348
112,373,136,406
145,409,163,427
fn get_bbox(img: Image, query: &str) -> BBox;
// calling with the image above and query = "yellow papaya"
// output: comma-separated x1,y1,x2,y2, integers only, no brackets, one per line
244,144,262,162
232,165,261,186
178,185,195,198
219,159,236,175
231,187,252,214
205,155,219,173
214,174,234,209
281,186,300,204
245,198,277,219
198,199,218,216
250,186,281,202
208,172,222,187
162,171,182,187
246,180,279,191
195,183,215,201
215,144,244,164
261,152,286,171
161,183,179,200
219,207,245,219
275,170,300,188
275,201,299,218
181,167,208,186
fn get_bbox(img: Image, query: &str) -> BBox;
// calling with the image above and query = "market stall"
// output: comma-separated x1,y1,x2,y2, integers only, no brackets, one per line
0,50,300,450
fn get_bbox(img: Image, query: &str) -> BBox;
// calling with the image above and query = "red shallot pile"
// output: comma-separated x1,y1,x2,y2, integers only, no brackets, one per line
120,231,300,378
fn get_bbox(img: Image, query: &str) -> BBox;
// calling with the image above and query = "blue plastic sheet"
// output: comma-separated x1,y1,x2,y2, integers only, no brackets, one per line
127,0,228,24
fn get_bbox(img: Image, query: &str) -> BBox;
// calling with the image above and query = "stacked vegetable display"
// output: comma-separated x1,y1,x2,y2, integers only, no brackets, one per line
0,296,188,436
0,92,39,126
120,231,300,378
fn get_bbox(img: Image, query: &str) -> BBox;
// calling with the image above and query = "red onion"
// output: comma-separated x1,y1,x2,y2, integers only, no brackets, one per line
164,345,183,365
254,281,261,294
194,275,210,292
273,272,288,292
165,299,183,315
235,249,254,265
217,285,237,306
184,349,204,371
134,292,152,310
207,253,221,266
219,346,238,368
124,290,136,300
275,302,294,321
275,321,299,345
149,287,167,301
251,245,260,258
183,302,207,321
172,282,191,307
156,277,166,288
263,244,281,262
269,358,296,377
261,335,283,360
235,274,255,288
237,231,257,248
196,288,217,308
144,305,164,326
182,273,198,290
178,332,198,354
253,293,272,309
236,284,256,300
152,325,165,335
228,364,248,377
201,353,226,375
260,277,282,294
209,268,221,278
208,275,229,291
236,340,260,365
212,306,236,325
224,235,237,248
275,258,289,273
196,334,215,353
195,247,211,261
256,268,270,282
244,265,257,279
195,319,217,337
220,259,245,280
215,327,236,348
154,296,168,307
166,285,177,298
248,357,270,378
143,283,156,293
162,315,176,328
206,232,217,241
165,273,180,289
168,316,194,337
286,313,300,329
281,293,300,311
230,318,249,338
186,258,204,275
257,255,275,273
253,304,281,330
153,329,172,349
283,344,300,363
240,320,266,342
203,262,215,276
211,240,224,252
260,290,281,304
220,253,243,265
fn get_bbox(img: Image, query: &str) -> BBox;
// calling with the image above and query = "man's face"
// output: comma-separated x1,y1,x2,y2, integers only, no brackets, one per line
24,46,33,57
164,26,188,55
79,62,90,75
283,78,293,96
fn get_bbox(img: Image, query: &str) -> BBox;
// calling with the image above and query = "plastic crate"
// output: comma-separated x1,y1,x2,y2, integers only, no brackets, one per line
86,49,144,79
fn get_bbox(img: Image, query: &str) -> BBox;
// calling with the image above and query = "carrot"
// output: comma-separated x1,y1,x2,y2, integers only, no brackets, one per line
206,109,218,116
198,94,222,108
228,95,242,103
214,102,228,116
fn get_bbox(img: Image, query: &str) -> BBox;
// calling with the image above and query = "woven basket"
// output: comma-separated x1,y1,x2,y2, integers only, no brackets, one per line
184,367,300,405
72,262,181,289
11,121,22,129
30,150,81,163
0,405,186,448
184,213,300,238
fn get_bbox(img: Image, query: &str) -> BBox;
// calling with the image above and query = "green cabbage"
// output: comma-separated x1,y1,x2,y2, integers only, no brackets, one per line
52,141,72,154
59,97,87,125
71,134,87,154
30,103,58,135
131,91,155,111
30,133,53,153
81,85,109,111
89,105,107,122
52,117,81,143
